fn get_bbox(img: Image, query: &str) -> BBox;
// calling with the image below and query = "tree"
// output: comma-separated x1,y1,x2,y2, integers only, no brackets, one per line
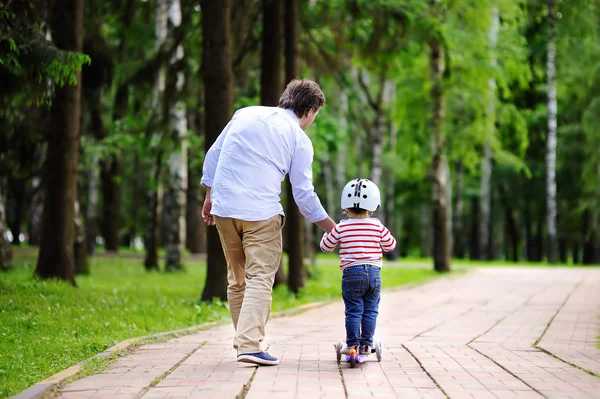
163,0,188,271
479,6,500,261
428,6,451,273
260,0,287,287
201,0,232,301
144,0,168,271
35,0,85,284
0,181,11,271
546,0,558,262
284,0,305,294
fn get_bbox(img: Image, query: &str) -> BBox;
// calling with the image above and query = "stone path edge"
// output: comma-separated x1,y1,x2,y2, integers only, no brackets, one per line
11,301,332,399
12,270,460,399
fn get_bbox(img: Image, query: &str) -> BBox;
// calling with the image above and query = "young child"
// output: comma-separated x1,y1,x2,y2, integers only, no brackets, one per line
320,178,397,363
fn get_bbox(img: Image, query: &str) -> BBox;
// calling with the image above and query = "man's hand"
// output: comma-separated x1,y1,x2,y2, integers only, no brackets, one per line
202,187,215,226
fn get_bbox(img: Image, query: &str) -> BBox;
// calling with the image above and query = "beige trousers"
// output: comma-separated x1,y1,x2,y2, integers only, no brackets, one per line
214,214,284,354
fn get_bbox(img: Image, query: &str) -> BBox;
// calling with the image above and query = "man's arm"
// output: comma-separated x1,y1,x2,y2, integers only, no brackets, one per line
200,119,233,188
201,186,215,226
288,136,334,232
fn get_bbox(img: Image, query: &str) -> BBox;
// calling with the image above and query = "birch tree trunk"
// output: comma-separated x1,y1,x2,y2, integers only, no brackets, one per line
546,0,558,262
144,0,168,271
480,6,499,261
164,0,188,271
429,34,451,272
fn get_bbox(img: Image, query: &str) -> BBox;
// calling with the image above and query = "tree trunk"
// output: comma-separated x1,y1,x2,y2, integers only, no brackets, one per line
305,219,316,266
87,85,105,255
100,158,121,251
144,0,168,271
201,0,232,301
490,196,503,260
336,92,348,189
581,210,598,264
335,91,348,222
369,79,393,192
283,0,305,294
558,238,567,264
74,200,89,274
572,242,580,264
420,203,432,258
28,177,43,246
321,156,336,217
479,6,499,261
470,196,480,259
164,0,188,271
501,193,520,262
187,92,205,254
186,156,205,254
0,181,12,270
35,0,84,285
260,0,287,288
86,155,99,255
429,35,450,272
524,201,534,261
8,178,26,245
546,0,558,263
144,157,163,270
453,161,465,258
535,210,544,262
383,120,399,260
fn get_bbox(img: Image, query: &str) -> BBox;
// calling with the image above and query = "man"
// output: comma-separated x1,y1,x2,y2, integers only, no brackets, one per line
201,79,336,366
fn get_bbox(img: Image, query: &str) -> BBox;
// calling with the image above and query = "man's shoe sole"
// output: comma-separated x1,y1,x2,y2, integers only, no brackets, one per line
237,355,279,366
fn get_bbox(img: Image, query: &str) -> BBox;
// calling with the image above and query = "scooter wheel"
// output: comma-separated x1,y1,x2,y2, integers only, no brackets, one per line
349,348,357,368
375,341,383,362
335,341,343,363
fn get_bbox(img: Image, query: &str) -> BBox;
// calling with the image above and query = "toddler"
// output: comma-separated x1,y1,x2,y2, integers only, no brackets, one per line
320,178,397,363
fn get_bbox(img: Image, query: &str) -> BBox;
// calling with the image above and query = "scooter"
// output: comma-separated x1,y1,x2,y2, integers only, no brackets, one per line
334,340,383,368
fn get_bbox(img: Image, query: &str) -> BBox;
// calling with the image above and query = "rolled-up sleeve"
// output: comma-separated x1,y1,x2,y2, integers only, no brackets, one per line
288,136,328,223
201,120,233,187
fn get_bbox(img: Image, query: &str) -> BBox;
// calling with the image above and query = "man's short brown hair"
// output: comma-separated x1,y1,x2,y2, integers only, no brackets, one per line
279,79,326,118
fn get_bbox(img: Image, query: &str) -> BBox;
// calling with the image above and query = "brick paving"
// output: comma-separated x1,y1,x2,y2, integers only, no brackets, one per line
53,267,600,399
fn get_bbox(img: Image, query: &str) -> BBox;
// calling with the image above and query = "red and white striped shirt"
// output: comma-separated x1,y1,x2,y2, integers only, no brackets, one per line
320,218,397,270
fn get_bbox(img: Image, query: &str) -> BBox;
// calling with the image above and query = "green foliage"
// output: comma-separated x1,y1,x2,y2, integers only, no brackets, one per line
0,2,90,106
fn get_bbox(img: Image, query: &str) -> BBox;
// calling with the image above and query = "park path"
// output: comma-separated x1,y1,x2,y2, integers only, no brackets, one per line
53,267,600,399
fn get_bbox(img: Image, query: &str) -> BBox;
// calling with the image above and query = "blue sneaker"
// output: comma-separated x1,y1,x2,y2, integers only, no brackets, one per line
237,351,280,366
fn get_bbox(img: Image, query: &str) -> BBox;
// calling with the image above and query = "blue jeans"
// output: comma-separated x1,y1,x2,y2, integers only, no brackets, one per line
341,265,381,348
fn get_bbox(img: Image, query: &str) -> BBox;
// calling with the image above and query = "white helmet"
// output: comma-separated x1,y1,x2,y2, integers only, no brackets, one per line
341,178,381,212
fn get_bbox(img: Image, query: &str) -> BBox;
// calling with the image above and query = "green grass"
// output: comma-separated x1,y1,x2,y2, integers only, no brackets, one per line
0,248,439,398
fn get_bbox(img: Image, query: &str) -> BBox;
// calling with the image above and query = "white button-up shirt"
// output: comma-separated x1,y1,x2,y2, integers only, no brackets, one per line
201,106,328,223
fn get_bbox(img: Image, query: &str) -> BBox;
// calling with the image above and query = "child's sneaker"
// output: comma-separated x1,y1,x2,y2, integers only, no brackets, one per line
356,354,367,363
359,345,371,355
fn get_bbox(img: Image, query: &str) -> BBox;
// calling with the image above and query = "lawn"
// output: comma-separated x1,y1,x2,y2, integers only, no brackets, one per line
0,248,439,398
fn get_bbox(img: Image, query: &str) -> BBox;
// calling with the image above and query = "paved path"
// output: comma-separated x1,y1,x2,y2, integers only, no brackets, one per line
55,267,600,399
